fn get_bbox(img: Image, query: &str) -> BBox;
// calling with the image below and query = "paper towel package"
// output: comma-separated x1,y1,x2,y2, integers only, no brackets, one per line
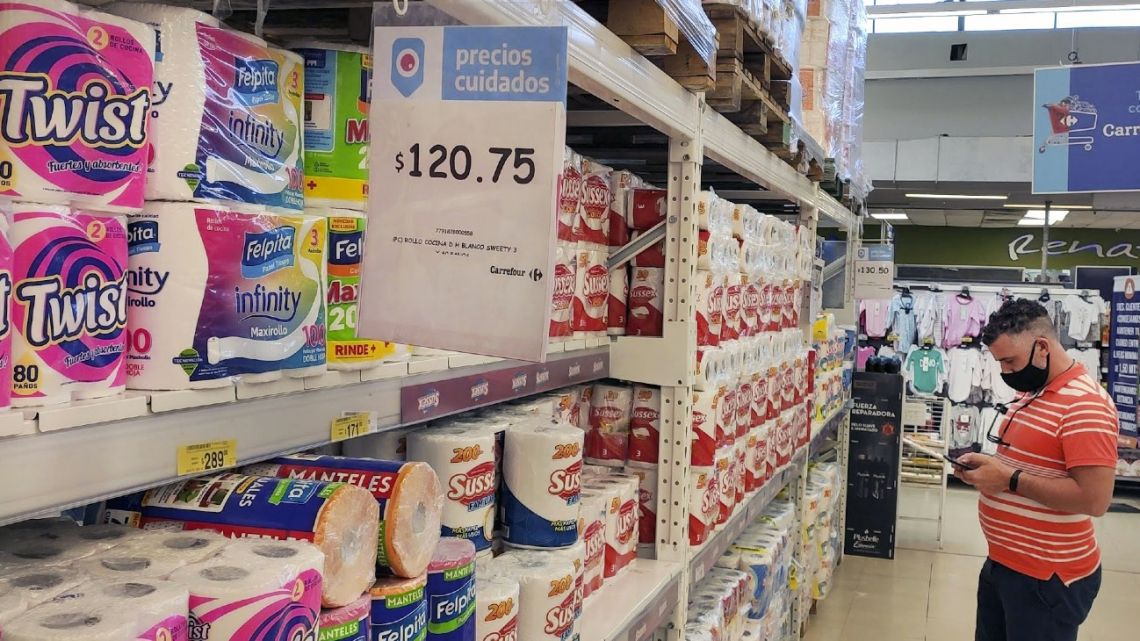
0,0,154,213
124,204,326,389
606,264,628,336
128,472,378,608
474,575,519,641
627,384,661,466
246,455,442,579
293,42,371,211
369,576,427,641
7,204,127,406
585,383,632,465
104,3,305,211
624,465,658,546
549,241,576,341
577,489,606,598
575,163,611,247
584,475,637,577
319,594,370,641
500,420,583,549
0,215,11,409
485,552,577,641
424,537,476,641
406,426,498,554
689,465,718,546
626,267,664,337
558,149,583,243
571,245,608,336
543,540,586,620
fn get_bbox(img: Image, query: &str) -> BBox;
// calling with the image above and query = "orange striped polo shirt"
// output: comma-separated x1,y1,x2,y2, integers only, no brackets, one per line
979,363,1119,584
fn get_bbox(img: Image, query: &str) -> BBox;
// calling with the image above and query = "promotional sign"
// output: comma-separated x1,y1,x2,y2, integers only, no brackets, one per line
360,26,569,361
853,244,895,300
1108,276,1139,448
845,372,903,559
1033,62,1140,193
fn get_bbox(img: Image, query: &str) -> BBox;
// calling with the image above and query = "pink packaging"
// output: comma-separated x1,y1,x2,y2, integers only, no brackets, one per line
627,384,661,466
695,270,723,347
740,275,760,338
624,465,658,546
691,387,722,467
0,215,11,409
0,2,155,212
550,242,577,340
626,267,664,337
318,595,370,640
632,232,665,267
586,383,632,465
558,149,583,242
720,272,742,342
571,246,609,335
9,205,127,407
689,466,717,547
576,164,612,246
715,446,732,525
606,265,628,336
628,188,666,231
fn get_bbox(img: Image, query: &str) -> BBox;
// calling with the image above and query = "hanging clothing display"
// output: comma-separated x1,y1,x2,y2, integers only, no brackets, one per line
942,294,987,348
888,291,918,354
904,347,947,395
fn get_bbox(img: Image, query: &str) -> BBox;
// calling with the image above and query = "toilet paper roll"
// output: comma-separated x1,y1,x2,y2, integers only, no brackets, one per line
688,466,718,547
124,204,326,389
549,241,576,341
608,171,634,248
474,575,519,641
606,264,628,336
0,0,154,213
406,426,498,553
342,426,419,460
53,578,191,641
132,472,379,607
0,567,89,612
500,420,583,549
626,267,664,337
57,524,153,554
0,537,96,568
718,384,736,448
627,385,660,466
7,205,127,406
691,386,724,467
0,517,79,546
585,383,632,466
218,538,326,595
104,3,305,211
577,489,607,599
170,560,319,641
734,438,747,504
127,530,230,566
293,42,371,211
558,149,583,243
75,547,188,580
246,455,442,580
1,597,138,640
486,552,577,641
571,245,608,337
693,347,722,393
584,476,636,578
319,594,371,641
736,380,753,440
542,540,586,620
623,466,658,546
369,576,427,641
425,537,476,640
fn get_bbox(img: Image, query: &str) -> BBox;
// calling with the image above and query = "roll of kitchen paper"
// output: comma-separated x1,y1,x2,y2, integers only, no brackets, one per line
125,530,230,566
319,594,370,641
425,537,476,641
171,560,319,641
75,547,188,580
2,597,138,640
485,552,577,641
317,208,389,370
545,540,586,620
104,3,305,211
584,476,637,578
577,488,606,598
370,576,427,641
292,42,371,211
247,455,442,579
693,347,723,392
626,266,664,337
342,426,418,460
218,538,326,597
132,472,378,608
407,426,498,554
125,204,326,388
474,575,519,641
0,567,89,614
500,420,583,548
7,205,127,406
0,0,154,213
549,241,576,341
52,578,191,641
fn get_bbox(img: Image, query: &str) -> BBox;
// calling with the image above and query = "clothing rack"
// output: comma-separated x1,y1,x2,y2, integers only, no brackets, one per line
893,281,1094,302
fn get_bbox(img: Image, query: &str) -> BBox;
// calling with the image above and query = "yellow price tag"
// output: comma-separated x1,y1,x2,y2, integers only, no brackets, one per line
176,440,237,476
331,414,370,442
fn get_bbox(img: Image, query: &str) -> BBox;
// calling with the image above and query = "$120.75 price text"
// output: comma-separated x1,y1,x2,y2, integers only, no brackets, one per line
394,144,536,185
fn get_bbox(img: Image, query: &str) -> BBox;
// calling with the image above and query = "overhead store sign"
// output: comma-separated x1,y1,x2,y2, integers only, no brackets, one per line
1033,62,1140,193
854,244,895,300
360,26,568,362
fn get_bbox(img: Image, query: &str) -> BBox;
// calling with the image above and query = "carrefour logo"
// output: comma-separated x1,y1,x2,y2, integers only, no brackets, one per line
391,37,424,97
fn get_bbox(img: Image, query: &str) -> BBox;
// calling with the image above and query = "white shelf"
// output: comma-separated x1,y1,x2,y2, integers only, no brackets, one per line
0,348,609,526
581,559,682,641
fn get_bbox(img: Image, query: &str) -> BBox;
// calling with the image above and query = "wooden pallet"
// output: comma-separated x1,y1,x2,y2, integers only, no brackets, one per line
601,0,716,91
758,121,825,182
704,4,792,112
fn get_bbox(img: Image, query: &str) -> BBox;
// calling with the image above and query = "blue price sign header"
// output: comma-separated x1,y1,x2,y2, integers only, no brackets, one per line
1033,62,1140,194
374,25,568,103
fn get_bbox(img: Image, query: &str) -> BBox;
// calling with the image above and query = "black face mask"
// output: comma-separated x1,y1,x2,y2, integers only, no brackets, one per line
1001,342,1050,392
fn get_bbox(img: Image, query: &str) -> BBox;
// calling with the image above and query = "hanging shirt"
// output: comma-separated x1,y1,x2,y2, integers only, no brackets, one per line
1067,348,1101,383
942,295,987,348
904,347,946,395
856,346,875,370
888,292,918,354
949,404,981,454
982,348,1018,406
979,406,1001,455
915,291,945,346
1060,296,1100,342
947,347,984,403
860,299,891,338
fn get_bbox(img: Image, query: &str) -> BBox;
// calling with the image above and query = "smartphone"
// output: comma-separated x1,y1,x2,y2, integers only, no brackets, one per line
942,453,975,471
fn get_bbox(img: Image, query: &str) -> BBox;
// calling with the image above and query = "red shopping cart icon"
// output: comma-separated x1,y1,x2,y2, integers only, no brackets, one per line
1039,97,1097,153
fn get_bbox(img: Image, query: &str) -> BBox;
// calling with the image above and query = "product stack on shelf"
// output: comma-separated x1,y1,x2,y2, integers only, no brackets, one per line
802,462,842,603
810,313,853,429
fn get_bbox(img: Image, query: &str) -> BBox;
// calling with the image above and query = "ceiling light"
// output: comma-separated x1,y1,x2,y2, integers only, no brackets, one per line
1024,209,1069,220
1004,203,1093,210
906,193,1008,200
871,213,909,220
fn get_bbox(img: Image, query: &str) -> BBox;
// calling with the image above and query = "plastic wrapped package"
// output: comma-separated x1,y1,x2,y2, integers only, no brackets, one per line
627,0,717,68
16,578,190,641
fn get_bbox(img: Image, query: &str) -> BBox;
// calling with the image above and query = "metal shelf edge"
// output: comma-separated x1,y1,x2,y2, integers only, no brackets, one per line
580,558,682,641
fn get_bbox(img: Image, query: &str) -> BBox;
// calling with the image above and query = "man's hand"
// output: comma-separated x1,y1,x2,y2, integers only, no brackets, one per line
955,453,1015,495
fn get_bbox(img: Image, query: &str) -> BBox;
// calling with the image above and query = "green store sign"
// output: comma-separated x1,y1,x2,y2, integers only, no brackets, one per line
890,227,1140,269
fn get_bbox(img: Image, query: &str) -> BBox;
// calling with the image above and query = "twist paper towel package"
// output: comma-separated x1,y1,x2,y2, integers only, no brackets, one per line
606,264,628,336
130,472,378,608
407,426,497,554
474,575,518,641
585,383,632,466
219,538,326,587
425,537,476,641
8,205,127,406
170,560,319,641
370,576,427,641
247,455,442,580
577,489,606,598
0,0,154,213
627,385,661,466
341,426,418,460
485,552,577,641
500,420,583,549
319,595,370,641
124,204,326,389
51,578,191,641
104,3,305,211
571,246,608,336
293,42,371,211
549,242,576,340
0,215,11,409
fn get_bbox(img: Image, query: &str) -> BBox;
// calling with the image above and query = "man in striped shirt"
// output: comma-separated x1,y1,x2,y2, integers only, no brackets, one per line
956,299,1117,641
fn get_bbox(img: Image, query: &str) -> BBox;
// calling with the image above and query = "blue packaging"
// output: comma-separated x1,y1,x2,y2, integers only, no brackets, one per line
370,576,427,641
425,538,476,641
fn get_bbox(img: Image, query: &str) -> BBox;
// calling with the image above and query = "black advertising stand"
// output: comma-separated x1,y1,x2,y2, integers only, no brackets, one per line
844,372,904,559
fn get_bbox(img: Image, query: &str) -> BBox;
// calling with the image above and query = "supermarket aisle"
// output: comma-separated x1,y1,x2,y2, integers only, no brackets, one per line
803,487,1140,641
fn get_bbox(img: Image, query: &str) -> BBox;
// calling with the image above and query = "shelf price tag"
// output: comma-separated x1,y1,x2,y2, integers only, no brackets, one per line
853,245,895,300
331,413,372,442
360,26,569,362
176,440,236,476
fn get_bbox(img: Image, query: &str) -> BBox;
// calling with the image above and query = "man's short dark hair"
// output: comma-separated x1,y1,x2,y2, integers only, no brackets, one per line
981,298,1055,346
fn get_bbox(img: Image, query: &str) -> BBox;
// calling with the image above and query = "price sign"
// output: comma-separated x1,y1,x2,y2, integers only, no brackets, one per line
854,245,895,300
331,413,372,442
176,440,236,476
360,26,568,362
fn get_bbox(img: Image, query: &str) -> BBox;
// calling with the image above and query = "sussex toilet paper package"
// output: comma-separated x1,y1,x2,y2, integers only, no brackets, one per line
370,576,427,641
624,465,658,546
104,3,305,211
8,204,127,406
584,475,637,577
318,595,370,641
474,575,519,641
578,488,607,598
425,537,476,641
127,472,378,608
689,466,718,546
500,420,583,549
170,559,319,641
47,578,191,641
627,385,661,467
293,42,371,211
585,383,632,466
626,267,664,337
571,245,608,336
124,204,326,389
247,454,442,579
549,241,576,341
0,0,154,212
544,540,586,620
485,552,577,641
607,264,628,336
406,426,498,554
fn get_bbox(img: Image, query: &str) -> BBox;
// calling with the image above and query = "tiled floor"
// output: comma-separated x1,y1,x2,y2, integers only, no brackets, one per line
802,485,1140,641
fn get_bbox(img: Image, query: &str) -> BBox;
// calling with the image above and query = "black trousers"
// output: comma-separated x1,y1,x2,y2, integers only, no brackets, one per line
976,558,1101,641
